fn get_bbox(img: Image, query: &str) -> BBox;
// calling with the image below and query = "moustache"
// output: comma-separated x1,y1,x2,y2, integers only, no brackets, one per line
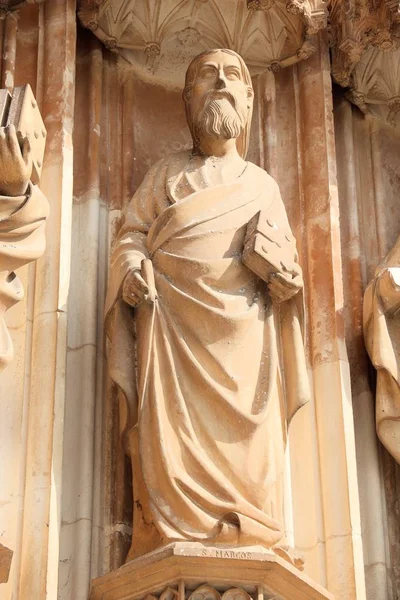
198,89,239,111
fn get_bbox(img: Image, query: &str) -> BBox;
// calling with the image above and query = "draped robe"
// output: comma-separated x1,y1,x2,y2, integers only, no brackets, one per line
0,184,49,368
364,238,400,464
105,152,309,557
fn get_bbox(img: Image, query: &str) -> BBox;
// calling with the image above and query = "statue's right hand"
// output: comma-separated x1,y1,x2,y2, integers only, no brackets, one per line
0,125,32,196
122,269,149,307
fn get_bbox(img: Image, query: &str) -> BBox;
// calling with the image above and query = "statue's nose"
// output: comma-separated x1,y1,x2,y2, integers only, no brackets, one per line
215,73,227,89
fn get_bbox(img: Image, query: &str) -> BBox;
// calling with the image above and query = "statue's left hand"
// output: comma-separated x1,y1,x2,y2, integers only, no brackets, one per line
0,125,32,196
377,268,400,316
268,263,303,304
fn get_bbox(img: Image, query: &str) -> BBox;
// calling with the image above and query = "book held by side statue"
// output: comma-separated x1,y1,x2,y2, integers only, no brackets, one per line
0,84,46,185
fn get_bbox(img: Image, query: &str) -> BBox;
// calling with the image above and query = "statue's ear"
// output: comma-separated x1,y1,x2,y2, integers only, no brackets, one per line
182,85,192,104
247,86,254,110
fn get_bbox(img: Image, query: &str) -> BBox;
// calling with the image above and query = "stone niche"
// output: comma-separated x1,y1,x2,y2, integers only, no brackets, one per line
89,544,333,600
76,1,345,600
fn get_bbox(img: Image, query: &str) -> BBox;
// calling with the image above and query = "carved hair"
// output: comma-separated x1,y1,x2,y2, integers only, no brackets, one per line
183,49,254,159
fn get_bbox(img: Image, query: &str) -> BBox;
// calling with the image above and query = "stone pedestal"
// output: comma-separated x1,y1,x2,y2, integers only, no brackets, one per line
89,544,333,600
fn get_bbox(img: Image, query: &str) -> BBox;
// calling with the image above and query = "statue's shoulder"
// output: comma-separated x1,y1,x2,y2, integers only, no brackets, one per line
147,150,190,174
246,162,280,190
138,151,189,191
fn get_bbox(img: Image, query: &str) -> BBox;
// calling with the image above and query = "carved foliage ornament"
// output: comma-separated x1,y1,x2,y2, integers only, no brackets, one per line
143,585,279,600
328,0,400,126
347,45,400,126
328,0,400,87
78,0,326,88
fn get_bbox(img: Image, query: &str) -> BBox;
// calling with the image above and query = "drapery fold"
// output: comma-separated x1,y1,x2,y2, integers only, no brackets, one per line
364,238,400,463
0,184,49,368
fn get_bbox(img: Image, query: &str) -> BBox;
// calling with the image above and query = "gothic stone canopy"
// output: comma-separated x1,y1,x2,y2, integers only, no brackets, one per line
78,0,326,88
328,0,400,125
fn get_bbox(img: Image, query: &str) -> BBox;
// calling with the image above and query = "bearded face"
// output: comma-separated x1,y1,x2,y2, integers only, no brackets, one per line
184,50,254,156
192,89,247,143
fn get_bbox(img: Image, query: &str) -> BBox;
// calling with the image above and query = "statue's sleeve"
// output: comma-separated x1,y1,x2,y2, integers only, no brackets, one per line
105,161,164,317
268,179,310,423
0,183,49,268
104,160,166,435
0,183,49,367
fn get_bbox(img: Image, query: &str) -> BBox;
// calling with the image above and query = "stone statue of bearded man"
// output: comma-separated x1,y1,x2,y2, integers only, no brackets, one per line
105,49,310,561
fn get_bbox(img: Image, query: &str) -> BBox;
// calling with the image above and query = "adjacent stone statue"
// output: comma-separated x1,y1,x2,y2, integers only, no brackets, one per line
0,123,48,369
105,49,309,560
364,236,400,464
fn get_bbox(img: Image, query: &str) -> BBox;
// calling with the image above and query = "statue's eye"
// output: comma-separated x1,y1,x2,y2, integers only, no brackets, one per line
199,67,216,78
226,70,240,80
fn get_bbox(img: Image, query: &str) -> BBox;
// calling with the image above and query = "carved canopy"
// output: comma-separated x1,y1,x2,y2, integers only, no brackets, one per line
328,0,400,126
74,0,400,126
78,0,326,88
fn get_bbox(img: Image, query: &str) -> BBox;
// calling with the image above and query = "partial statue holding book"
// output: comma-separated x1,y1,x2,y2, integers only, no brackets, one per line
0,84,49,369
364,236,400,464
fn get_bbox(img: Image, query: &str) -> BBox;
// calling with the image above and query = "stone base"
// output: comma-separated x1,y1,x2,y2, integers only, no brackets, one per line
89,543,334,600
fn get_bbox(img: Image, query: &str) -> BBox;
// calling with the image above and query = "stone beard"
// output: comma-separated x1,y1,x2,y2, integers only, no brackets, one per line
193,90,247,142
105,49,309,562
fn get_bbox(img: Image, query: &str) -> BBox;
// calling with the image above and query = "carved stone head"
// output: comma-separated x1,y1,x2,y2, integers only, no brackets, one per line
183,49,254,159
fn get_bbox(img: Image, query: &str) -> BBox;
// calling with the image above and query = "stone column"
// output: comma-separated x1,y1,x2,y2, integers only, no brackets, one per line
57,32,105,600
256,32,367,599
295,34,366,599
1,10,18,90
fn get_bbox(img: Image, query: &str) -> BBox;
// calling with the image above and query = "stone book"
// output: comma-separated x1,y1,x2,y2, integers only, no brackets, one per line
242,210,298,283
0,84,46,185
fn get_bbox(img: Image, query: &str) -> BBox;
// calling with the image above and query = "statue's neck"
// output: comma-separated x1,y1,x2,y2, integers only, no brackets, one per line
172,152,247,200
196,136,239,159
